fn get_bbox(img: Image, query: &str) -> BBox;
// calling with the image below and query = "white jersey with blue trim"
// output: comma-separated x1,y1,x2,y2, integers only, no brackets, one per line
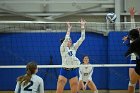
60,29,85,68
79,64,93,82
15,74,44,93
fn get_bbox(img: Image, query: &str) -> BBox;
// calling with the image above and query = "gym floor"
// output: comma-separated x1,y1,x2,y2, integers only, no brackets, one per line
0,90,129,93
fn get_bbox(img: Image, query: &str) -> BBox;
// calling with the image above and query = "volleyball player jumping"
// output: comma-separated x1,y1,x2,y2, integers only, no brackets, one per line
78,55,98,93
15,62,44,93
122,7,140,93
122,7,139,89
125,32,140,93
56,19,86,93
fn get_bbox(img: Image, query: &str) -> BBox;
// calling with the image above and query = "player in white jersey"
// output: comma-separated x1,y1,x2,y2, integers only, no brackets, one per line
15,62,44,93
78,56,98,93
56,19,86,93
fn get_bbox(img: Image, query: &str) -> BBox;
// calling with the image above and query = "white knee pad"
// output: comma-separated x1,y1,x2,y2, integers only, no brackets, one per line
128,81,136,87
94,90,98,93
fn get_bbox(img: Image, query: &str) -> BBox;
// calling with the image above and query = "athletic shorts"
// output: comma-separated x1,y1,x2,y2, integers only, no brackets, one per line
135,65,140,75
135,59,140,75
83,81,86,85
60,68,78,79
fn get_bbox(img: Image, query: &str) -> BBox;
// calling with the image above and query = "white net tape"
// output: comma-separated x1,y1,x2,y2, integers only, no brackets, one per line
0,64,136,68
0,21,140,33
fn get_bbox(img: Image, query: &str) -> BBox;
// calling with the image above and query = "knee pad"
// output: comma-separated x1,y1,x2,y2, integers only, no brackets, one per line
94,90,98,93
128,81,136,87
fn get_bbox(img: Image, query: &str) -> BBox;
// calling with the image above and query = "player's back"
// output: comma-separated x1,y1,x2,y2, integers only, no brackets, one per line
15,74,44,93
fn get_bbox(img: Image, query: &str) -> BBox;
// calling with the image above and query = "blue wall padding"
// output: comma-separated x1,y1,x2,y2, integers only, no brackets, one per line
0,31,130,90
108,32,129,89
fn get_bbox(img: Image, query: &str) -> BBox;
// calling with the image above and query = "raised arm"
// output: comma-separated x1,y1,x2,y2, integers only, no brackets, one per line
60,22,72,52
39,78,44,93
122,8,136,46
129,7,136,29
129,7,137,60
74,19,86,50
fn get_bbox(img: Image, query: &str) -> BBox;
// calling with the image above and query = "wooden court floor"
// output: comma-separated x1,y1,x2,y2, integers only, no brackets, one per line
0,90,130,93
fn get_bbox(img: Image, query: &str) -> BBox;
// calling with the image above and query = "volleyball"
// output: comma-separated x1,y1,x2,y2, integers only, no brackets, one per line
106,13,117,23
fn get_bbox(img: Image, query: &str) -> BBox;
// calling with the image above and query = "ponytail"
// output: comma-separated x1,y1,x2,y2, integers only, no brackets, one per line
17,62,37,86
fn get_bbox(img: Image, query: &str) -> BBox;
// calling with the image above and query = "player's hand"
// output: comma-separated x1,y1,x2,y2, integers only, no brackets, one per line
84,85,87,90
66,22,72,30
129,7,135,17
122,35,128,42
82,81,86,90
80,18,86,28
84,80,89,90
137,28,140,32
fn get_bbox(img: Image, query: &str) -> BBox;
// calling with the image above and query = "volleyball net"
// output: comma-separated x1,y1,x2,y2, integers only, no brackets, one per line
0,21,140,92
